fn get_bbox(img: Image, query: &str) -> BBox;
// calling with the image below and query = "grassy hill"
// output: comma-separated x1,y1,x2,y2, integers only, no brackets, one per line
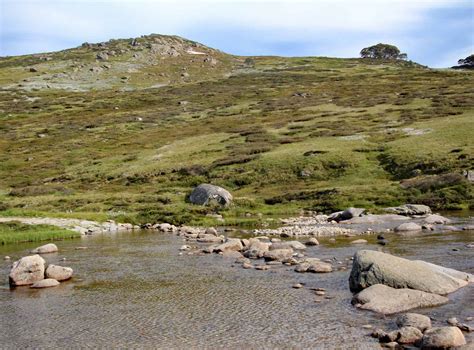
0,34,473,227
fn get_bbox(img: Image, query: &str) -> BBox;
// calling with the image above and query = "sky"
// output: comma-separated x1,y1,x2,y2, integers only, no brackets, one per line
0,0,472,67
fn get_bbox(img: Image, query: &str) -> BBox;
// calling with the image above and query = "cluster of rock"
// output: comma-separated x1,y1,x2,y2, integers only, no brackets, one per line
370,313,467,349
8,244,73,288
0,217,138,236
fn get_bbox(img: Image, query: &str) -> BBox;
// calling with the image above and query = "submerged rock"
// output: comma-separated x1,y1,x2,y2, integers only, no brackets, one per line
349,250,471,294
189,184,232,206
353,284,448,314
9,255,46,286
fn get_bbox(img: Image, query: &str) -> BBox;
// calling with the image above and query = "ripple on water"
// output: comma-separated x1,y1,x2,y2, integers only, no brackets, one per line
0,230,473,348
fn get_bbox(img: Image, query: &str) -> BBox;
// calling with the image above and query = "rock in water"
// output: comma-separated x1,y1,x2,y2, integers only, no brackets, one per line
352,284,448,314
189,184,233,206
45,265,73,281
31,278,60,288
385,204,431,216
214,239,243,253
396,313,432,332
421,327,466,349
9,255,46,286
349,250,471,294
394,222,422,232
328,207,365,222
30,243,58,254
423,214,451,225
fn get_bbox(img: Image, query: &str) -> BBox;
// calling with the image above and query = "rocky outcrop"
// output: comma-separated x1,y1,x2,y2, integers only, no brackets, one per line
349,250,471,294
352,284,448,314
189,184,233,206
30,243,58,254
45,265,73,281
9,255,46,286
385,204,431,216
420,327,466,349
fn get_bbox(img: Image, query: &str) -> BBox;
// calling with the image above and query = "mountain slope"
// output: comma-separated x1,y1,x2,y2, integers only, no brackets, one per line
0,35,472,226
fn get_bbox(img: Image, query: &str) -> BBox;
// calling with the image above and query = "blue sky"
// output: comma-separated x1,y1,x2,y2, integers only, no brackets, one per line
1,0,472,67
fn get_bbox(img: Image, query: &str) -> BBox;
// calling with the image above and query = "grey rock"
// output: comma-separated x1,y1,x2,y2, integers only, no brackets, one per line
96,52,109,60
45,264,73,281
263,248,294,261
214,239,243,253
9,255,46,286
31,278,59,288
423,214,451,225
243,238,270,259
189,184,233,206
349,250,471,294
395,222,422,232
271,241,306,250
305,238,320,246
353,284,448,314
30,243,58,254
385,204,432,216
396,313,432,332
351,239,368,244
328,207,365,222
421,327,466,349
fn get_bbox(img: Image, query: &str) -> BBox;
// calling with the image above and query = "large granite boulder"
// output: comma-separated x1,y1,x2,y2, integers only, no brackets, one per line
352,284,448,314
349,250,472,294
9,255,46,286
189,184,233,206
328,207,365,222
385,204,431,216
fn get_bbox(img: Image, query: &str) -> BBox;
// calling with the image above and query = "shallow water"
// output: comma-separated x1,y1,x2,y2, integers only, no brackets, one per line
0,229,473,349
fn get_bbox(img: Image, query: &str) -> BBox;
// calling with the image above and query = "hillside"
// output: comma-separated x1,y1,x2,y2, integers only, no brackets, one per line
0,35,473,226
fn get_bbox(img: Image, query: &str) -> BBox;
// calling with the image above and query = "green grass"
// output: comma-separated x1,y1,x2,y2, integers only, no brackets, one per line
0,36,473,226
0,221,80,245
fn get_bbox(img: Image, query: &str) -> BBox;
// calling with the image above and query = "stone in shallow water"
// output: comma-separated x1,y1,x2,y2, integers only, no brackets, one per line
396,313,431,332
420,327,466,349
30,243,58,254
395,222,422,232
45,264,73,281
352,284,448,315
9,255,45,286
31,278,60,288
349,250,472,294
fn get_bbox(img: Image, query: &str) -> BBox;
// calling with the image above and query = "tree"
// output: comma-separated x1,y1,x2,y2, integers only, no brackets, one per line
455,54,474,69
360,43,407,60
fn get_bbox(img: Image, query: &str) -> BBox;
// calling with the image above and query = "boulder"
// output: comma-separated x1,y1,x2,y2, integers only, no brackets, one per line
423,214,451,225
396,313,432,332
349,250,471,294
296,260,333,273
395,222,422,232
421,327,466,349
45,265,73,281
263,248,293,261
385,204,432,216
353,284,448,314
243,239,270,259
271,241,306,250
392,326,424,345
214,239,243,253
30,243,58,254
31,278,60,288
205,227,218,236
9,255,46,286
305,238,320,246
189,184,232,206
196,234,223,243
328,207,365,222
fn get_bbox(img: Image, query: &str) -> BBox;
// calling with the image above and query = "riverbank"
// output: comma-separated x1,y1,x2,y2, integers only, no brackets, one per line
0,222,80,245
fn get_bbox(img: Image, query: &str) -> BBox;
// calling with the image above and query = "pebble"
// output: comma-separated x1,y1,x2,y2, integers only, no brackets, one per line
179,245,191,251
242,262,253,269
466,317,473,322
311,287,326,292
255,265,269,271
60,258,67,261
324,295,335,299
315,291,326,296
292,283,304,289
452,248,460,252
4,256,10,260
75,247,88,250
362,325,373,329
